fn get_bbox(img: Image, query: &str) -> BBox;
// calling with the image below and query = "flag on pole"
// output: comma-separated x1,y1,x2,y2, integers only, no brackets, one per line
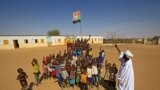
72,10,81,24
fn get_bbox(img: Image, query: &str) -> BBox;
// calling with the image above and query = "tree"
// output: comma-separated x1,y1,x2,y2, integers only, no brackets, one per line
47,29,60,36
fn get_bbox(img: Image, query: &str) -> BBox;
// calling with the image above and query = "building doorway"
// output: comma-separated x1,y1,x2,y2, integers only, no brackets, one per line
13,40,19,48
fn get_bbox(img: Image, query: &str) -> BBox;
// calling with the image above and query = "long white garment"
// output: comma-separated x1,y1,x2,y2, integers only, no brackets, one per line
117,52,134,90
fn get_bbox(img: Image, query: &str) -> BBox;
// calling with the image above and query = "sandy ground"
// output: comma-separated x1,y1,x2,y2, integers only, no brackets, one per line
0,44,160,90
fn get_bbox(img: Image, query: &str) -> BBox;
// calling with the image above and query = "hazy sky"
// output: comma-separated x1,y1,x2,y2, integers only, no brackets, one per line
0,0,160,38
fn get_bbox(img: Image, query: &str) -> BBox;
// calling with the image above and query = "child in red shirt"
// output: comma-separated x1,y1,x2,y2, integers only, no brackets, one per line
52,67,56,81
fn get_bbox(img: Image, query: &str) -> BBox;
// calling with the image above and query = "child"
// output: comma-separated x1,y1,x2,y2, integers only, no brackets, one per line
80,68,88,90
88,48,93,60
104,63,111,89
109,63,118,89
42,60,48,79
61,66,69,87
92,63,99,87
39,60,48,84
31,58,40,86
66,62,72,75
76,73,81,87
98,52,104,67
58,73,65,88
75,63,81,86
97,63,102,85
101,50,105,59
77,47,82,57
87,64,94,88
72,48,77,56
69,66,76,89
76,62,81,74
72,54,78,67
17,68,28,89
47,61,53,79
54,61,61,80
51,66,56,81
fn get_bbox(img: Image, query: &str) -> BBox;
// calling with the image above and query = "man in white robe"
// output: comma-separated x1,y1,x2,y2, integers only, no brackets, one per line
115,44,134,90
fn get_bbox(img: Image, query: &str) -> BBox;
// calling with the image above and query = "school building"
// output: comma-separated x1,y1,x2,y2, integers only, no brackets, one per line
0,35,104,50
76,36,103,44
0,35,48,50
47,36,66,46
144,36,160,45
47,35,103,46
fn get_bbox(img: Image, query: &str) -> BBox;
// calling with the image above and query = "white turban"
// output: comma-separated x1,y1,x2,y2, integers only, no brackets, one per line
124,50,133,58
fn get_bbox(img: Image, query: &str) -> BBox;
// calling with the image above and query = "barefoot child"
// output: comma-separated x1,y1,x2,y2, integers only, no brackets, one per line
17,68,28,89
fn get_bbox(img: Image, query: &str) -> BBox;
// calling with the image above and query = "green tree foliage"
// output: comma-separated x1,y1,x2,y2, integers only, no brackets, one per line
47,29,60,36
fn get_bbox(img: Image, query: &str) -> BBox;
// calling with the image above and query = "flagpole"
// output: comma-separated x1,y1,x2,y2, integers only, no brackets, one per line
80,21,82,40
72,10,82,39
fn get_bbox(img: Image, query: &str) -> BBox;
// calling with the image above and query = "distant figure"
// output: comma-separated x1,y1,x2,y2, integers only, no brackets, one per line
115,44,134,90
17,68,28,90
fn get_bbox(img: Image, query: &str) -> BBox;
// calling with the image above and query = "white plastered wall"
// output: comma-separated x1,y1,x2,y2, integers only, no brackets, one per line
0,36,48,50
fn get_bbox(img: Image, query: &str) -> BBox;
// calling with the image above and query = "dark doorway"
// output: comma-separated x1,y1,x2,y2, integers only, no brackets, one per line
13,40,19,48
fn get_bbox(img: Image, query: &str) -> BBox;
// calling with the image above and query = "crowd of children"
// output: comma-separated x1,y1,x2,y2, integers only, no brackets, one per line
103,62,118,90
17,36,118,90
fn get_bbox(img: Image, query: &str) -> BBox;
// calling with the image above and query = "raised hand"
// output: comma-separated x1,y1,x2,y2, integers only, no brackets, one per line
115,43,118,48
115,43,121,53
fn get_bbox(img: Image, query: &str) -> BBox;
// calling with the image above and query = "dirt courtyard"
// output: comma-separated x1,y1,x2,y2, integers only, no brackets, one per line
0,44,160,90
